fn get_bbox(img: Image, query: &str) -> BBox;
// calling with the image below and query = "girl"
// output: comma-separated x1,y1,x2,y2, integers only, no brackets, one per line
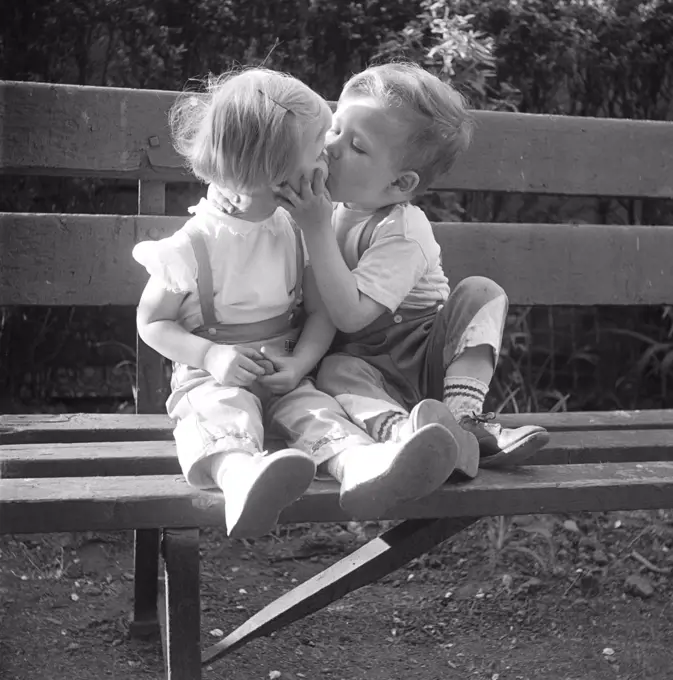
133,68,459,537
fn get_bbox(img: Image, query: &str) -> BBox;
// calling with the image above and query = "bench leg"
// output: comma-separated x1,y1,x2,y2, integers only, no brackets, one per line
161,528,202,680
129,528,161,638
202,516,477,665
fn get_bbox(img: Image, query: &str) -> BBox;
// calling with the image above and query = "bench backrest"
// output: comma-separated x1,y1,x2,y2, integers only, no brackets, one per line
2,81,673,412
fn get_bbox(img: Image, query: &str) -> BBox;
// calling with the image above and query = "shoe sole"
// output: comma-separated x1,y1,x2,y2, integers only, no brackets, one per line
226,450,316,538
340,424,458,519
479,430,551,469
412,399,479,479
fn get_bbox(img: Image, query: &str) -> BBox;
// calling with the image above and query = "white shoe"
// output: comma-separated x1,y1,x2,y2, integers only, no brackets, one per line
339,423,458,519
220,449,316,538
399,399,480,480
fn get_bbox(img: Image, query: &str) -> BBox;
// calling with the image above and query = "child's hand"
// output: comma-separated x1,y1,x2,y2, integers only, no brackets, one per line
275,168,333,233
203,344,268,386
256,351,305,395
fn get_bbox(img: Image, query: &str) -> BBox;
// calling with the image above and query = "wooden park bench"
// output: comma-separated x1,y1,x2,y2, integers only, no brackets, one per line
2,80,673,679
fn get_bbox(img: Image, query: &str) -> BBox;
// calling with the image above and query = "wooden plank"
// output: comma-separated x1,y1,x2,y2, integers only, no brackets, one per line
0,213,182,306
0,81,187,182
136,179,171,414
3,462,673,534
0,413,173,443
161,528,202,680
132,179,170,640
3,410,673,445
4,214,673,306
444,110,673,198
3,82,673,198
202,517,476,663
433,222,673,306
2,429,673,479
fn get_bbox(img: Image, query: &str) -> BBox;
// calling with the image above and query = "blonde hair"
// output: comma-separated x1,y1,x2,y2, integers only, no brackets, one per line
170,68,328,191
340,62,474,192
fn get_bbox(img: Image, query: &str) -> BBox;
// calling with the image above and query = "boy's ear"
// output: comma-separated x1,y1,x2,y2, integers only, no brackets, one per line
391,171,420,195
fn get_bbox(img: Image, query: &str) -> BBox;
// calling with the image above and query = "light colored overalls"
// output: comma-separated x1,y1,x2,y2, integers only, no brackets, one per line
167,226,374,489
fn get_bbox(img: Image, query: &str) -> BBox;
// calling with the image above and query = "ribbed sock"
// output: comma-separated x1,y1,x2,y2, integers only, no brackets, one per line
442,376,488,421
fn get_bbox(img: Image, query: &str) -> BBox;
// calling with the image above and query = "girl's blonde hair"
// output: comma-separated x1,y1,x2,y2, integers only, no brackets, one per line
341,62,474,192
170,68,327,191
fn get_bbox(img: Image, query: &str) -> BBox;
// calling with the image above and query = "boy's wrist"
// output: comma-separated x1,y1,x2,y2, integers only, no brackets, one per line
286,352,315,378
301,220,332,239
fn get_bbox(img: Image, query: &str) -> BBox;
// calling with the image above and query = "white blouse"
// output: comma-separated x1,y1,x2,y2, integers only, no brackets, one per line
133,197,302,331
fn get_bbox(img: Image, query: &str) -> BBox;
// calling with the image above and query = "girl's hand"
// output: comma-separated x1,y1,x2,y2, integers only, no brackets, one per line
256,351,305,395
203,344,268,386
274,167,333,233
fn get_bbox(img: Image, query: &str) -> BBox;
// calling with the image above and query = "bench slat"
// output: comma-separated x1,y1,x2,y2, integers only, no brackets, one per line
2,429,672,479
2,462,672,534
2,411,673,445
3,214,673,307
3,82,673,198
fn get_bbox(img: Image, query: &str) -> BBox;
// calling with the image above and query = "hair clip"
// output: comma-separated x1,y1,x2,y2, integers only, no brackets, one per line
257,88,291,113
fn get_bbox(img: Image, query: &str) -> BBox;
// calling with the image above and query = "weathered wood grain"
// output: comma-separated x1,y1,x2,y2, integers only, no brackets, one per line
2,429,672,479
0,213,182,305
3,410,673,445
3,214,673,306
3,81,673,198
0,81,187,181
433,222,673,307
3,462,673,534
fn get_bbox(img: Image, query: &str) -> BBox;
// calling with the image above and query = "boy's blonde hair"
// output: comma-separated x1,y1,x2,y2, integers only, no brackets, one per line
170,68,327,191
341,62,474,192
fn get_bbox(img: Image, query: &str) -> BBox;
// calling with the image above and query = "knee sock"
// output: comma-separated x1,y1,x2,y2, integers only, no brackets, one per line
366,410,407,442
443,376,488,421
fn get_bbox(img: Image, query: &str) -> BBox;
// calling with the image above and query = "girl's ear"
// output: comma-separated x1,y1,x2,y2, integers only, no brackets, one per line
390,171,420,195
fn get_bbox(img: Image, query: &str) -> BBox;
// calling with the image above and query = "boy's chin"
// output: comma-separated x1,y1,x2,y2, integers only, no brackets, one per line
325,176,349,203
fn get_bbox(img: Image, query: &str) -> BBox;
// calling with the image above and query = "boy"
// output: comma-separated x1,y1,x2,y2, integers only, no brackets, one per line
275,62,549,496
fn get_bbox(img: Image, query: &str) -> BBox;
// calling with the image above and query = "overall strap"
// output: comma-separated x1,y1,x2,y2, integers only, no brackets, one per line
356,205,396,261
185,229,218,327
292,224,305,299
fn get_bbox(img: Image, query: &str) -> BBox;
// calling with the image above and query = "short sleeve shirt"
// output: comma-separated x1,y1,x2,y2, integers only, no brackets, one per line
333,202,450,312
132,196,302,331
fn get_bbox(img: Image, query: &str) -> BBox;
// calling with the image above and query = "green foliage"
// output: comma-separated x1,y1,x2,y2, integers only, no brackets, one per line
375,0,518,110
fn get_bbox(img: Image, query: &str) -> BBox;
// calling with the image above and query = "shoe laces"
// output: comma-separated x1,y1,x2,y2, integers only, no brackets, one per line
468,411,496,424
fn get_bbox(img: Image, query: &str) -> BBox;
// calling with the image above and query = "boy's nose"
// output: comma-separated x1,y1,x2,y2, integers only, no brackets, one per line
324,139,338,159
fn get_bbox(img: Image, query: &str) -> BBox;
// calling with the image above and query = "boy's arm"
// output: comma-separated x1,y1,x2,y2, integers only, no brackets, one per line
289,266,337,374
301,228,387,333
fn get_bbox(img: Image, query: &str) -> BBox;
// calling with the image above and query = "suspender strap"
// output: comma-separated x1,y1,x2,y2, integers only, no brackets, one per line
186,223,304,329
185,229,218,327
292,225,305,300
356,205,395,261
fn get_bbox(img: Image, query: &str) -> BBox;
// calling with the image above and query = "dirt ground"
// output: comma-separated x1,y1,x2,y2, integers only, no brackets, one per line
1,511,672,680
